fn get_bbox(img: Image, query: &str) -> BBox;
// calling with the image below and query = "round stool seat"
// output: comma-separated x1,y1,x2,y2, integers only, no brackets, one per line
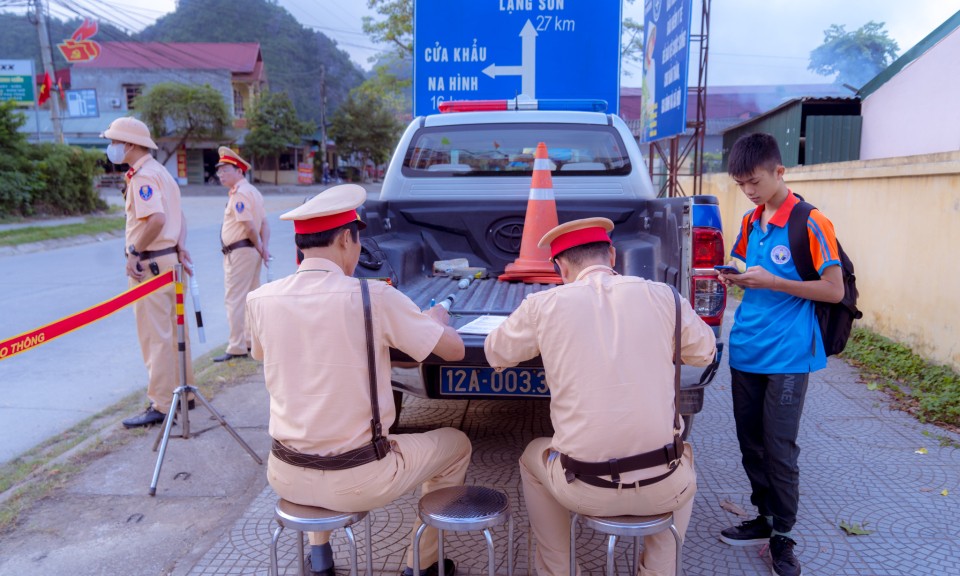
418,485,510,531
581,512,675,537
275,499,367,531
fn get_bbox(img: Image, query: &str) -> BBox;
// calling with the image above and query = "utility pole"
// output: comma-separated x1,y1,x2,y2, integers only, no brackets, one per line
319,65,328,184
34,0,64,144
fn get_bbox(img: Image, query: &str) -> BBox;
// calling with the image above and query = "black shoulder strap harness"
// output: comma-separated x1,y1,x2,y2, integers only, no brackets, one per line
270,278,390,470
559,285,685,489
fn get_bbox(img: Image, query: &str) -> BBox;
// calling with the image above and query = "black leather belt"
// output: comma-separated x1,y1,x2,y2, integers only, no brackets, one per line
571,465,679,489
271,438,390,471
139,247,178,260
221,239,255,254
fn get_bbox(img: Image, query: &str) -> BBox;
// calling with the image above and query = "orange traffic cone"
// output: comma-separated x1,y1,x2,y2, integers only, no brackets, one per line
499,142,562,284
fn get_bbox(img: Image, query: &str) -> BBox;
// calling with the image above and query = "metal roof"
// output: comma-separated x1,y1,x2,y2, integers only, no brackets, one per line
72,42,263,74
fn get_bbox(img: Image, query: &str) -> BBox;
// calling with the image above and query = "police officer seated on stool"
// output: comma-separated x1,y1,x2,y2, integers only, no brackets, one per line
101,116,197,429
245,184,472,576
484,218,717,576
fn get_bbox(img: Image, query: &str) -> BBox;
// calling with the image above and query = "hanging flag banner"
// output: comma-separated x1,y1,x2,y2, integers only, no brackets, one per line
58,18,101,63
0,271,174,362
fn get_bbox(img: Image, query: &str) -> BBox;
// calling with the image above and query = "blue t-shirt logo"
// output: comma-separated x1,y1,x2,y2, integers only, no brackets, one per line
771,245,791,265
139,185,153,201
236,201,245,213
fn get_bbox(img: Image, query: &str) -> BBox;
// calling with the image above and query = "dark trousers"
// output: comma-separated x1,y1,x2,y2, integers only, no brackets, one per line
730,368,809,533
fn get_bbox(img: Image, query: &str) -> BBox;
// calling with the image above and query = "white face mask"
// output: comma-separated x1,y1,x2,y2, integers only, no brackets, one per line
106,143,127,165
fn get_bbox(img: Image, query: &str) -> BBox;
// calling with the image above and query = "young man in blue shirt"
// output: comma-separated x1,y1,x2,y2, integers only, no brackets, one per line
717,133,844,576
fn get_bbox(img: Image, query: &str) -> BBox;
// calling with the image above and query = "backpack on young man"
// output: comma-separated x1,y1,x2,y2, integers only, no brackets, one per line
786,198,862,356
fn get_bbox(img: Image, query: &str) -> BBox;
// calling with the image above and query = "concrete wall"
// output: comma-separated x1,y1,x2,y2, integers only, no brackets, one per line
70,68,233,115
690,151,960,371
860,27,960,160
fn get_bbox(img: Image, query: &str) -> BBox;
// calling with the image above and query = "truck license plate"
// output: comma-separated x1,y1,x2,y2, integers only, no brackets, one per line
440,366,549,397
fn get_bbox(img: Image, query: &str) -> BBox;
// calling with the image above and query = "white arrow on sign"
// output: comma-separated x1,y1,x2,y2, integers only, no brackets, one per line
482,19,537,97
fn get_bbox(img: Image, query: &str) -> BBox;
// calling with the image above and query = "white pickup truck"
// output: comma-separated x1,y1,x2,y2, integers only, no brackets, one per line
356,98,726,437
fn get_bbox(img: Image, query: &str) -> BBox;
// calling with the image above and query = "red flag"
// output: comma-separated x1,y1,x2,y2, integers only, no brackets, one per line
38,72,52,106
57,78,65,102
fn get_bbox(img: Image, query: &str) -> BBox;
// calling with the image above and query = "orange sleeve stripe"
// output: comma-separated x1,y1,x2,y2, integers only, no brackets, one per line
732,212,751,260
806,210,840,272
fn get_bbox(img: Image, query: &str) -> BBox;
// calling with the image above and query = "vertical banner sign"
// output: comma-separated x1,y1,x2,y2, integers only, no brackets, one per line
0,60,36,106
176,147,188,182
414,0,622,117
640,0,693,143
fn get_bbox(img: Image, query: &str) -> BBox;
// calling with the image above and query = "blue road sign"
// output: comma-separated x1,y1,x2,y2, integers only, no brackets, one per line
640,0,693,142
65,89,99,118
413,0,622,117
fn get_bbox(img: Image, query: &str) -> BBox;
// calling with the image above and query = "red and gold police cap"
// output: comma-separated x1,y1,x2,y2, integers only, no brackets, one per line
538,217,614,259
216,146,251,173
280,184,367,234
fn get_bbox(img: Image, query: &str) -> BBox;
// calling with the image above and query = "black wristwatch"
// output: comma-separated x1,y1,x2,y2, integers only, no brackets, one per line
128,244,140,257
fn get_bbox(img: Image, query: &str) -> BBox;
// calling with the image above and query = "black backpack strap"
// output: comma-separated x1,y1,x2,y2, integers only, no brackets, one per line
788,200,819,281
359,279,390,459
670,285,682,433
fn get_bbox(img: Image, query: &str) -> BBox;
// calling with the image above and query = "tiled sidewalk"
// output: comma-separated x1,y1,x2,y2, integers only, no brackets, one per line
189,356,960,575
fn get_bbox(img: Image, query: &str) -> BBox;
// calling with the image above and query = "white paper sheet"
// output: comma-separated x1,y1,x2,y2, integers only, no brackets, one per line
456,315,509,335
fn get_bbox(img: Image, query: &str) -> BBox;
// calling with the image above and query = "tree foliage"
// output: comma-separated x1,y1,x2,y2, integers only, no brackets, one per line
0,102,104,218
808,21,900,89
329,91,402,180
244,91,313,183
140,0,364,124
135,82,230,165
363,0,413,57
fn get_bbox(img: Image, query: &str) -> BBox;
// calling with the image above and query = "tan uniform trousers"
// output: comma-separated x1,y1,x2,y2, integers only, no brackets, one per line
129,252,195,413
268,428,471,568
520,437,696,576
223,247,261,355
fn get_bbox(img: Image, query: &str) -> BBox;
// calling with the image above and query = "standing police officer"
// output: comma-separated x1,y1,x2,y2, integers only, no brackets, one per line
485,218,717,576
246,185,471,576
213,147,269,362
101,117,196,429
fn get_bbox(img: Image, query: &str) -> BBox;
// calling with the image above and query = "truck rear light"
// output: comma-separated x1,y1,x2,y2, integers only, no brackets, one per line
691,227,725,325
692,276,725,326
692,228,724,268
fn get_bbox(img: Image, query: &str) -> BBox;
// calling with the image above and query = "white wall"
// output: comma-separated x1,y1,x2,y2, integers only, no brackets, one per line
860,27,960,160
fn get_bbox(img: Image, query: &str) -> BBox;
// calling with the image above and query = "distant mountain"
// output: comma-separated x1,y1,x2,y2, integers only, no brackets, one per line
138,0,365,125
0,0,366,125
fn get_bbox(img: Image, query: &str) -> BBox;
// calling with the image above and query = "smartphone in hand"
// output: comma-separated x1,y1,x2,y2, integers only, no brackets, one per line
714,265,741,275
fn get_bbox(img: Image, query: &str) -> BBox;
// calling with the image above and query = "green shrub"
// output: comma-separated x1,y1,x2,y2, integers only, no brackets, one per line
27,144,106,215
0,101,105,217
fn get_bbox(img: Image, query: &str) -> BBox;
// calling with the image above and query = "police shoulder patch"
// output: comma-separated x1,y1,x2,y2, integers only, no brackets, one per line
138,185,153,201
236,201,245,213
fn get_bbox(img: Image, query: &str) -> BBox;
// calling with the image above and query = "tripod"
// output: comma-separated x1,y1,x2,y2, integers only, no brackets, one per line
149,264,263,496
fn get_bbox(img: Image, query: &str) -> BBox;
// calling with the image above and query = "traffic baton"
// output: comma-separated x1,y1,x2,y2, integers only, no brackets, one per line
189,274,206,343
265,256,274,282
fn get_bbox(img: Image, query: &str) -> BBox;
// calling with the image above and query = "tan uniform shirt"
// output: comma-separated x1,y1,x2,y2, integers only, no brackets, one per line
124,155,182,251
485,265,717,482
221,178,265,246
247,257,444,456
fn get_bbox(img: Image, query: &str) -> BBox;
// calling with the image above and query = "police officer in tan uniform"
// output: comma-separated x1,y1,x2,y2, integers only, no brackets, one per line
246,185,471,576
485,218,717,576
213,147,269,362
101,117,196,428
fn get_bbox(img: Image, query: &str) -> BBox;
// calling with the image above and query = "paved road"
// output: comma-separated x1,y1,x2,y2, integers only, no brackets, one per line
0,184,379,464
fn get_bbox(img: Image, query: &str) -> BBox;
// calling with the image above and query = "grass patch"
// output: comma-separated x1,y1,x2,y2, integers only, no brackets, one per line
0,215,124,246
0,346,263,534
841,328,960,429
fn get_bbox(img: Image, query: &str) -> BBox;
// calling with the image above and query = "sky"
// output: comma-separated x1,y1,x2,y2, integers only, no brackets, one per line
29,0,960,88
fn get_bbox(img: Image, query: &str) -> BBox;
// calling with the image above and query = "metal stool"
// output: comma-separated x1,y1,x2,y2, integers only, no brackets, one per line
569,512,682,576
413,485,514,576
270,498,373,576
